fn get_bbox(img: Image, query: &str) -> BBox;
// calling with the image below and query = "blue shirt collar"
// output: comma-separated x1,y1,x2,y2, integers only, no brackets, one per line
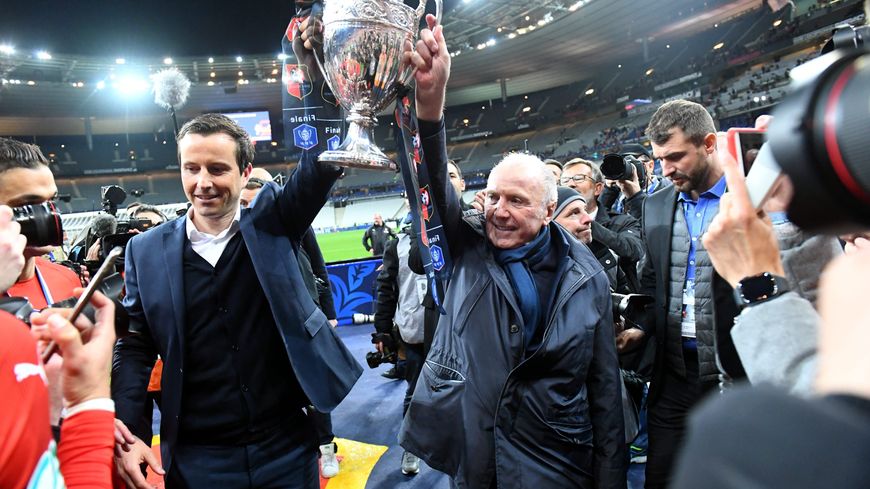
678,175,726,203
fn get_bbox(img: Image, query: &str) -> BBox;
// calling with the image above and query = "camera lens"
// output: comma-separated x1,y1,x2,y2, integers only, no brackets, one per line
601,153,631,180
12,201,63,247
769,49,870,233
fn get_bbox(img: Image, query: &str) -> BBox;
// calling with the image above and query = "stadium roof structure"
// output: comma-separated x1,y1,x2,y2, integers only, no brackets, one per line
0,0,760,132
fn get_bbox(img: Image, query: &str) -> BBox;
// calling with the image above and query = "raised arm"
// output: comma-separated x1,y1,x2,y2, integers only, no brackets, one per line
405,15,469,251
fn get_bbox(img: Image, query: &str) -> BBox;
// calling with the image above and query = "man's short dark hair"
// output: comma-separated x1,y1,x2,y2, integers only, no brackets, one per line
0,137,49,174
447,159,463,177
176,113,254,173
131,204,167,223
646,100,716,147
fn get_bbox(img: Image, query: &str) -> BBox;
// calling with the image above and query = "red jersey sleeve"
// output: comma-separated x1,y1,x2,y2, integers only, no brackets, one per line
58,410,115,488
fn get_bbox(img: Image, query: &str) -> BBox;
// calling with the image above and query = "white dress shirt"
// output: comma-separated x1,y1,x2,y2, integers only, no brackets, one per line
185,206,242,267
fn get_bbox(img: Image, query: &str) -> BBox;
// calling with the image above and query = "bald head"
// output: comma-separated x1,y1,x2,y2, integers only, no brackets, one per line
239,167,273,208
249,167,272,181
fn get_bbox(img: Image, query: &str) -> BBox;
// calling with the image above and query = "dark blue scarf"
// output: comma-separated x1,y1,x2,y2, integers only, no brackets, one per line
493,226,552,350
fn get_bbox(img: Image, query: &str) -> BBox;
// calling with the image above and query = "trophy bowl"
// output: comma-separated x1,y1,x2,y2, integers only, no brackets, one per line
316,0,442,171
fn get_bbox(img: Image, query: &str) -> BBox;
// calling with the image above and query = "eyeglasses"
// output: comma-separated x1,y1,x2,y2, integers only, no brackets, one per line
560,174,596,184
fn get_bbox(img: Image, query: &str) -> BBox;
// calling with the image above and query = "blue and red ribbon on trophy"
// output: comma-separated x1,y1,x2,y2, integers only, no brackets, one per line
281,1,343,157
395,90,452,313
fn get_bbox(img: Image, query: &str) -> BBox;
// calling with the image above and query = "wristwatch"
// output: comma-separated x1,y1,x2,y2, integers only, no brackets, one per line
734,272,790,307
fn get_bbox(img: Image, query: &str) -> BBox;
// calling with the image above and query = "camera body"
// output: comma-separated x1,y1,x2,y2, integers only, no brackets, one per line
366,332,398,369
12,201,63,247
602,153,647,188
116,218,156,234
611,293,654,327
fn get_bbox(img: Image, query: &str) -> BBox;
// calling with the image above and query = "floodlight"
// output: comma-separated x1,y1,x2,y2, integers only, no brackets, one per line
96,80,106,90
235,56,243,63
35,51,51,60
0,45,14,55
163,57,173,65
208,57,214,63
116,58,126,64
117,76,149,95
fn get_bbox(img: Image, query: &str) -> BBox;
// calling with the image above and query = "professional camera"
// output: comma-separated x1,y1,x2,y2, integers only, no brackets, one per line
365,332,398,369
765,24,870,233
12,201,63,247
116,218,157,234
611,293,654,327
601,153,647,188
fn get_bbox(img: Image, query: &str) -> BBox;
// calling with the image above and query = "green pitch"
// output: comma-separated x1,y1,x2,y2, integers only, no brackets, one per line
315,229,372,263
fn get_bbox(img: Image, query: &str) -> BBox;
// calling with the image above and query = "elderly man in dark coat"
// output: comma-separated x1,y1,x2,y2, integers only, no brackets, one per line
398,15,626,489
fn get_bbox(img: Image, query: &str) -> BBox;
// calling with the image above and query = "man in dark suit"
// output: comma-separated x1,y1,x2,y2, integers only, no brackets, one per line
617,100,744,488
111,114,362,488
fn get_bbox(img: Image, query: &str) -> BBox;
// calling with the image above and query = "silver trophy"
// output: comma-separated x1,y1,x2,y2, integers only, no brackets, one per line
315,0,443,171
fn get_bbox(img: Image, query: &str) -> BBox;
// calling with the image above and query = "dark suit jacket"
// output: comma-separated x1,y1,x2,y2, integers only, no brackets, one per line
112,159,362,472
639,185,744,403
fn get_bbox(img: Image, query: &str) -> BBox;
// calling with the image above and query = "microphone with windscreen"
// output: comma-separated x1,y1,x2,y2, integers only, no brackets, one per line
152,67,191,137
90,214,118,239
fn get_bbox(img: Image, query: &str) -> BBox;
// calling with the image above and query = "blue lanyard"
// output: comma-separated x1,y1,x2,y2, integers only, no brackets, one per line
35,266,54,305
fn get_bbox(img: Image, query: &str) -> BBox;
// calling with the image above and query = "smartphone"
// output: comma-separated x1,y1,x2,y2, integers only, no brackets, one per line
41,246,123,363
726,127,766,175
744,143,783,211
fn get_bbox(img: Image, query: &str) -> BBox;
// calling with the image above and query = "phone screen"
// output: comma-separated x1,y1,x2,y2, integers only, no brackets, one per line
736,132,766,175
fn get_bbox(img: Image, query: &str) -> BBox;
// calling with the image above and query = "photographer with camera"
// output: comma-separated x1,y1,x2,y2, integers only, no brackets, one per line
0,137,82,431
600,144,671,221
560,158,645,292
373,220,427,476
0,138,81,310
0,204,116,488
73,195,167,266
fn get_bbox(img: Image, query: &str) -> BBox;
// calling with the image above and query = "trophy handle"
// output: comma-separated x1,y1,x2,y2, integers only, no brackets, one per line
415,0,442,26
301,4,337,99
401,0,443,86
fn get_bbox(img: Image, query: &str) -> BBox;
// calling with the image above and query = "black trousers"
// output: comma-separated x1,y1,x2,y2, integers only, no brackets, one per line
307,408,334,447
166,415,318,489
402,340,426,417
645,346,713,489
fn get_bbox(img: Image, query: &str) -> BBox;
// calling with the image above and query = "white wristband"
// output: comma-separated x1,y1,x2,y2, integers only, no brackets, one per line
63,398,115,419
